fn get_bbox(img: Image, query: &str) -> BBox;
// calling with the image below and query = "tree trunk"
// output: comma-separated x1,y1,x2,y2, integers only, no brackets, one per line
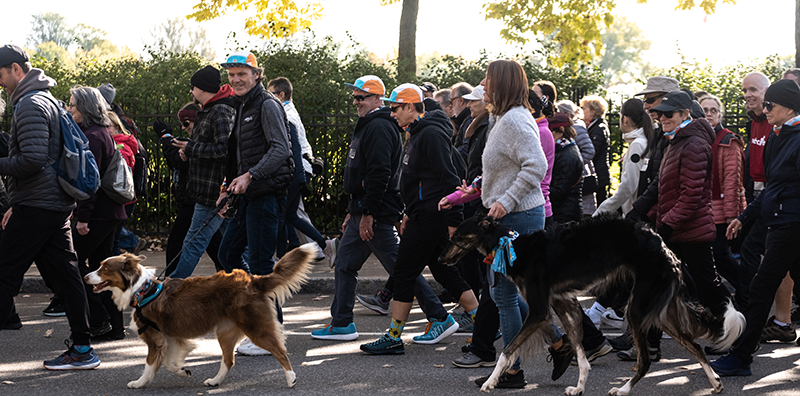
398,0,419,81
796,0,800,67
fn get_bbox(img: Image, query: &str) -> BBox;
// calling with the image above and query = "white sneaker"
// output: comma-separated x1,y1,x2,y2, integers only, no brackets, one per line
323,238,338,268
236,337,272,356
584,302,605,328
601,308,625,329
314,244,326,263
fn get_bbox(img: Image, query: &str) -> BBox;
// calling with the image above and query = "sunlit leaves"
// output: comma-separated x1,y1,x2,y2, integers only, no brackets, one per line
187,0,323,39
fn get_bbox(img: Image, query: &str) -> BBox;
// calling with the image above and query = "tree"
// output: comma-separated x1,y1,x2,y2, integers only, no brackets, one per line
187,0,323,39
381,0,418,81
73,24,107,52
28,13,73,48
483,0,735,68
599,18,651,87
150,18,216,60
35,41,72,63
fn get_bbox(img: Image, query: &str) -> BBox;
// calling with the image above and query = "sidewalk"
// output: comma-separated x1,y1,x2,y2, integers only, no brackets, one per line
21,249,443,295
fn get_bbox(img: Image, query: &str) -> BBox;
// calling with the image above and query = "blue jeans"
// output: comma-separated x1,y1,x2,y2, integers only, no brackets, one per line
489,205,561,370
219,194,285,276
169,203,229,279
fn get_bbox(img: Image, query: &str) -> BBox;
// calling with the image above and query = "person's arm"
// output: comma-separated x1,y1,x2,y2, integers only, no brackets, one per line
360,122,395,214
495,119,547,214
0,96,53,178
183,106,234,161
721,137,745,221
596,140,644,215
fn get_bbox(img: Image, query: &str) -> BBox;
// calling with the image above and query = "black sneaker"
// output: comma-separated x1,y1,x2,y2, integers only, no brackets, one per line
2,318,22,330
617,346,660,362
475,369,527,388
704,345,730,355
89,321,112,339
93,327,126,341
547,336,574,380
609,327,633,350
43,297,66,317
360,334,404,355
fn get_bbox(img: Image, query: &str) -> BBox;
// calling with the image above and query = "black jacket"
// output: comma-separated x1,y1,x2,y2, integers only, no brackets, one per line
587,117,611,188
401,110,463,227
161,136,190,206
466,116,489,182
550,141,583,223
342,107,404,224
226,84,293,198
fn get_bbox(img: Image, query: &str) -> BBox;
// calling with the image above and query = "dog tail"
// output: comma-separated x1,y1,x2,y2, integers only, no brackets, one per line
250,243,315,304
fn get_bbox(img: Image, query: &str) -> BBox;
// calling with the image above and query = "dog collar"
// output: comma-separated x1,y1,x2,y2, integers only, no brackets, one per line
131,278,162,308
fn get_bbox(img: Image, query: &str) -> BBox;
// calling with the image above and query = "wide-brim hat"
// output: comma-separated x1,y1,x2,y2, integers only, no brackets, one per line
636,76,680,96
650,91,692,112
380,83,423,104
344,75,386,96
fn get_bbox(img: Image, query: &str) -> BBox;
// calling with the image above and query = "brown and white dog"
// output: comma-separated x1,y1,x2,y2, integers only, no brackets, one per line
84,243,316,389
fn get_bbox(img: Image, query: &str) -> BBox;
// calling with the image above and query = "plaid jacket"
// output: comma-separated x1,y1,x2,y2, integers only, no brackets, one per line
185,86,236,207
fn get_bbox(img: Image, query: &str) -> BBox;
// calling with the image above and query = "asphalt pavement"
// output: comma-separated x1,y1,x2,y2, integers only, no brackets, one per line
2,292,800,396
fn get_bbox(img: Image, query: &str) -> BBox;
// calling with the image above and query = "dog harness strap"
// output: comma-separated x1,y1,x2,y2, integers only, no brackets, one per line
131,279,163,309
134,307,161,335
490,231,519,276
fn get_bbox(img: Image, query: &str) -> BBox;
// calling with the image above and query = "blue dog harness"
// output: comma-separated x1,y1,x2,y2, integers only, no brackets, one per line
131,278,163,335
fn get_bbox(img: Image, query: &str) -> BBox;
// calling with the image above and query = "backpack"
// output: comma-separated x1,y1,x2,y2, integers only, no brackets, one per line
115,110,147,198
25,93,101,201
100,147,136,204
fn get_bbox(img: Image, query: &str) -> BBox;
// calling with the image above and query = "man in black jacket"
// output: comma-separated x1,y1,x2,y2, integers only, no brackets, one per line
312,76,448,342
0,44,99,369
218,51,294,356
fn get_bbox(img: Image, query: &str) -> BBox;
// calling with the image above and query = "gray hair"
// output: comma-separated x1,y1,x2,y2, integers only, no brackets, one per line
70,85,110,130
450,82,473,99
699,94,724,118
783,68,800,83
556,99,582,121
433,89,451,106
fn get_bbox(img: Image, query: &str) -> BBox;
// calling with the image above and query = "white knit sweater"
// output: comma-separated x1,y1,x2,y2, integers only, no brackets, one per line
481,106,547,214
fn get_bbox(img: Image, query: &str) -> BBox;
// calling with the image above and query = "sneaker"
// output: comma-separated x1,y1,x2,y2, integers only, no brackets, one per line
710,353,752,376
547,335,574,380
2,318,22,330
313,244,326,262
43,341,100,370
93,327,126,341
704,345,730,355
360,334,404,355
608,327,633,351
455,311,474,333
413,314,459,344
89,321,112,339
236,337,272,356
601,309,625,329
584,302,605,328
586,339,614,362
357,289,391,315
323,238,338,268
43,297,66,317
617,345,660,362
311,323,358,340
452,351,496,368
760,315,797,343
475,369,527,388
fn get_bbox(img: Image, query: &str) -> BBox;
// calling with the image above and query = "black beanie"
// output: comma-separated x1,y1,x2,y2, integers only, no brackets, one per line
191,65,221,94
765,79,800,113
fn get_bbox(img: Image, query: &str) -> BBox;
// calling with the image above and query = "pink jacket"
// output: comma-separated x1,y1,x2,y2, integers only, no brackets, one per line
538,117,555,218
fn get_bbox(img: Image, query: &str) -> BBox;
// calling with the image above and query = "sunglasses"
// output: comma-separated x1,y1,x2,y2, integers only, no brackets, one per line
651,110,678,119
182,120,191,128
643,93,666,104
389,104,405,113
763,101,775,112
352,94,376,102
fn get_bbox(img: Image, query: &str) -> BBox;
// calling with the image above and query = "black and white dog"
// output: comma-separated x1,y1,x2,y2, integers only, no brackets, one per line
439,214,745,395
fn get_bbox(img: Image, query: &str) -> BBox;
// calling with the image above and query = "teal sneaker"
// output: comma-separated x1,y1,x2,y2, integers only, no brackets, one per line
413,314,459,344
311,323,358,341
43,341,100,370
360,334,404,355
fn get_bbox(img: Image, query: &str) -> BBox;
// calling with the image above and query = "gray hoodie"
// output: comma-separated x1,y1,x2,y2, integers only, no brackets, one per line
0,68,75,212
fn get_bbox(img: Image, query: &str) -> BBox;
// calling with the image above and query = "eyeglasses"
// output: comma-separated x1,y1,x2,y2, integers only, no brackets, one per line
702,107,719,115
389,104,405,113
67,103,76,109
352,94,376,102
643,94,666,105
182,120,191,128
763,101,775,112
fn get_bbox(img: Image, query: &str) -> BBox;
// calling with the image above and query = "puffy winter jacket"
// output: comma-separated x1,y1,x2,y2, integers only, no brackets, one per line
226,84,293,199
343,107,404,224
550,140,583,223
656,118,716,243
401,110,463,227
711,124,746,224
0,69,74,212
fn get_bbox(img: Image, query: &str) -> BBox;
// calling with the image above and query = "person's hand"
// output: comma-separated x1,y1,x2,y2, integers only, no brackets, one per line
359,214,374,241
399,214,409,235
487,202,507,219
228,172,252,194
342,213,350,234
456,179,473,194
726,218,743,240
726,217,736,224
172,139,188,150
438,196,452,211
2,207,12,230
448,226,457,238
76,221,90,236
178,149,187,162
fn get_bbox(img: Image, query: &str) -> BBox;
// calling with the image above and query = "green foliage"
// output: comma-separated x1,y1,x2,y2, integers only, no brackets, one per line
188,0,323,39
28,13,72,48
600,18,652,87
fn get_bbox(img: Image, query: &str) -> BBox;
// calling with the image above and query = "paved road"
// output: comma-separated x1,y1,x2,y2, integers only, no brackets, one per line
2,293,800,395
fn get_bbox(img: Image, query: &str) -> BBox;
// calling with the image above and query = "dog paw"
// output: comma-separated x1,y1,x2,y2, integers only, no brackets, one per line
565,386,584,395
480,383,495,393
181,368,192,377
608,387,628,396
127,380,146,389
286,370,297,388
713,382,724,394
204,378,221,387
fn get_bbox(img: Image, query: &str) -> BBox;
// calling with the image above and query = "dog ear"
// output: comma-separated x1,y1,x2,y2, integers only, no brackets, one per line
480,216,494,228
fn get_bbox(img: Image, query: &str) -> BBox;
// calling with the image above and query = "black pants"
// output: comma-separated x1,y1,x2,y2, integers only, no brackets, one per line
392,211,471,304
737,214,767,307
712,223,746,308
668,241,731,318
469,263,501,361
165,204,223,275
734,223,800,363
0,206,90,344
74,219,123,331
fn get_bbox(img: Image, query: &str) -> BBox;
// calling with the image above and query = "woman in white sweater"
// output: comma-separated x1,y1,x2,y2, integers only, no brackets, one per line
594,98,654,216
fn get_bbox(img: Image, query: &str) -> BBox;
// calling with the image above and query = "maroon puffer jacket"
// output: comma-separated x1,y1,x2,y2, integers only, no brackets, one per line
656,118,716,243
